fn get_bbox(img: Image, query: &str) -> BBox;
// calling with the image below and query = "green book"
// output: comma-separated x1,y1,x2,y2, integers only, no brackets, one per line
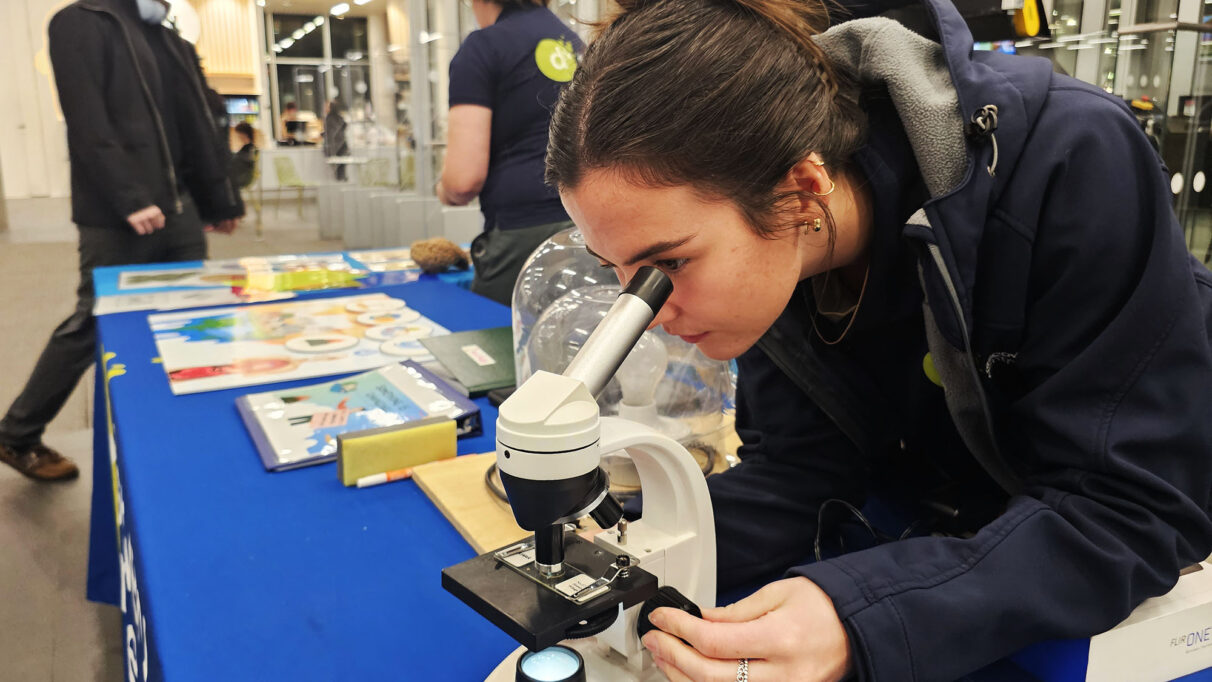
419,326,515,396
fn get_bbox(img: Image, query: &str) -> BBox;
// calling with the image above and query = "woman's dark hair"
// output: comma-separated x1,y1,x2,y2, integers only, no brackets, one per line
546,0,867,237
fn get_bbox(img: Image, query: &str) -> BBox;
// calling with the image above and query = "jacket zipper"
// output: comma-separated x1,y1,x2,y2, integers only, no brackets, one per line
968,104,999,177
80,5,183,214
925,241,1021,494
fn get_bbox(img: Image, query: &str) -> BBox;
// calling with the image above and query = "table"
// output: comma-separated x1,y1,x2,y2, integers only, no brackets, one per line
87,279,516,681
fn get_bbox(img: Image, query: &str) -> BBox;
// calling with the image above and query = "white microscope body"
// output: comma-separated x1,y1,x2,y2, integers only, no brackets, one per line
488,268,716,680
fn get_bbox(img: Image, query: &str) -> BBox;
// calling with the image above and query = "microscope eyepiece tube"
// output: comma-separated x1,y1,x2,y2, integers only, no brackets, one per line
562,267,672,398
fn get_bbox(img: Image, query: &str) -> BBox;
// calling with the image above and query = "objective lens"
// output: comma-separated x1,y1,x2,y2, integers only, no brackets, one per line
516,645,586,682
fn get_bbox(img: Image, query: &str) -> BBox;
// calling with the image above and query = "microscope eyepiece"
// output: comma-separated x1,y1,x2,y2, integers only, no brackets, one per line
622,266,673,314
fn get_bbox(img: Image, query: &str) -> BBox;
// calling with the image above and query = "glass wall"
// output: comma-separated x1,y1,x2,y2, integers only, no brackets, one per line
265,12,379,148
1008,0,1211,260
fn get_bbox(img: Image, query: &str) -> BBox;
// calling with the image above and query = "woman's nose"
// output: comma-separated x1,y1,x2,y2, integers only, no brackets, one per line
649,300,677,331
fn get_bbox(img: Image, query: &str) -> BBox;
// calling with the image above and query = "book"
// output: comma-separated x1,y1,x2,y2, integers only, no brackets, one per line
418,326,516,397
236,361,480,472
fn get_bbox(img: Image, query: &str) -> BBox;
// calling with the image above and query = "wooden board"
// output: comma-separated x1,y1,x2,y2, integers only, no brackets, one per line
414,415,743,554
412,452,528,554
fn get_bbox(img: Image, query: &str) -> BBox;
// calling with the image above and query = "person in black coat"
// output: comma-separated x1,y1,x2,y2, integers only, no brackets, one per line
0,0,244,481
323,99,350,181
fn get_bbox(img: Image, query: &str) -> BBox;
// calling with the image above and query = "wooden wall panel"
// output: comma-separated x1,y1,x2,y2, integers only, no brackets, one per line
194,0,260,93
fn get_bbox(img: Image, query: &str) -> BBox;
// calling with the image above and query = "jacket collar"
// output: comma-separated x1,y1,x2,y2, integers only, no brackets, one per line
815,0,1054,339
76,0,142,21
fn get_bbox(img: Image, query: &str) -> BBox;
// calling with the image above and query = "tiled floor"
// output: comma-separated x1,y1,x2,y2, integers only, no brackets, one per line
0,196,338,681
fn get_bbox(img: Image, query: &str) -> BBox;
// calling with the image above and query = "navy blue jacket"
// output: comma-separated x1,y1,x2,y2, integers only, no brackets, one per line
707,1,1212,679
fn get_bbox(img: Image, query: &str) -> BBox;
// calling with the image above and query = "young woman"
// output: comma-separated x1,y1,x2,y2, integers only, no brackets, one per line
547,0,1212,679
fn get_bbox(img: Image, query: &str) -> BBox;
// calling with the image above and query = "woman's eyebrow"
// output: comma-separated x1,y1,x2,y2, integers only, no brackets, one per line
584,236,693,266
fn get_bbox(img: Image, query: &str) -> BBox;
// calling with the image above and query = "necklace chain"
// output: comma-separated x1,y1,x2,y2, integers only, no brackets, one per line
810,264,872,346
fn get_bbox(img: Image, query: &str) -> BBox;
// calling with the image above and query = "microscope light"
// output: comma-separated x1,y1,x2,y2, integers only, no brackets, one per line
516,645,586,682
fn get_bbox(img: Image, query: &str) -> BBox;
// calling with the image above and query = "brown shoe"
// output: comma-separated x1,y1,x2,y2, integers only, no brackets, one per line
0,442,79,481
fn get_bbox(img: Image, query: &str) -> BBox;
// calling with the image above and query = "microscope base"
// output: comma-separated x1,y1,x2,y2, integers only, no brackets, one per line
486,640,665,682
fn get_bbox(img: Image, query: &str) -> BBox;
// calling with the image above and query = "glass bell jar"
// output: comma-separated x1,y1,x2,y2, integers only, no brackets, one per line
511,228,736,499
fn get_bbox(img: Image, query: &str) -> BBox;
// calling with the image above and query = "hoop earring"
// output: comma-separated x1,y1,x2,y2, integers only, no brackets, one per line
809,179,836,197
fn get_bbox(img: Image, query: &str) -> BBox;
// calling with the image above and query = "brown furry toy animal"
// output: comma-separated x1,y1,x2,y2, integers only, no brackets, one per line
410,238,471,273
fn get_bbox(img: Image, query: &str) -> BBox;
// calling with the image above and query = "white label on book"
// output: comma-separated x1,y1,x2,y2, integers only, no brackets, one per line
461,344,496,366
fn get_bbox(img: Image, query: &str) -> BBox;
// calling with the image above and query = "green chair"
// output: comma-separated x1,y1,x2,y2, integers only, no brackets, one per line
273,155,312,218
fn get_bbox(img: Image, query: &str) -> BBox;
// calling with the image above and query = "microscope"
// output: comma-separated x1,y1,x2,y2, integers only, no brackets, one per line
443,267,716,680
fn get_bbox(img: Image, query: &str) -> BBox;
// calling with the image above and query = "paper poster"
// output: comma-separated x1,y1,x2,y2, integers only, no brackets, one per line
148,293,448,395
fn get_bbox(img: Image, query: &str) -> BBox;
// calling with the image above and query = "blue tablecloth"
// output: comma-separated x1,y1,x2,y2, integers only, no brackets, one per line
87,278,515,681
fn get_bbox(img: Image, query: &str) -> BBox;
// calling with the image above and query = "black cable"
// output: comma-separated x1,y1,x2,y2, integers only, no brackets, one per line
484,462,510,502
813,498,879,562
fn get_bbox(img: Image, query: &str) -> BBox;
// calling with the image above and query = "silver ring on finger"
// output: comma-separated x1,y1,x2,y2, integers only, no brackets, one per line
736,658,749,682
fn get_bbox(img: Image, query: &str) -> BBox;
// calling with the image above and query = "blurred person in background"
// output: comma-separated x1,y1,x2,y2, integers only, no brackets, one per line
323,99,350,181
229,121,259,191
280,101,301,144
435,0,584,305
0,0,243,481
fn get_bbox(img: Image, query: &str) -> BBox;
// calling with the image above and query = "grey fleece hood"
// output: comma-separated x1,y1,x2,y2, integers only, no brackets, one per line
815,18,967,198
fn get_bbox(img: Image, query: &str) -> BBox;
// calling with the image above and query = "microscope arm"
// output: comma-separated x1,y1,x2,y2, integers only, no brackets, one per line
590,416,717,663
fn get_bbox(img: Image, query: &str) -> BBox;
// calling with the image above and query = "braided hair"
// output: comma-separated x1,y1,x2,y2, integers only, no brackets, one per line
546,0,866,237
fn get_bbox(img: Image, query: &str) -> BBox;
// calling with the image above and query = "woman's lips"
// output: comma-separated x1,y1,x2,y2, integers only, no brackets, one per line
677,332,707,344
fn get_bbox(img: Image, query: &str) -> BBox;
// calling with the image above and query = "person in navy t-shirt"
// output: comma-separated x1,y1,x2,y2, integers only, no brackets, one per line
436,0,584,305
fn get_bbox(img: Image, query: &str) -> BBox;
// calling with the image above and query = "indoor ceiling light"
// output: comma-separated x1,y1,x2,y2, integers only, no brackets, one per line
331,2,350,15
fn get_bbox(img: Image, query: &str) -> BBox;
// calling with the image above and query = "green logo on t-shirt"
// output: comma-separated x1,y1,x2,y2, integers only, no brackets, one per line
535,39,577,82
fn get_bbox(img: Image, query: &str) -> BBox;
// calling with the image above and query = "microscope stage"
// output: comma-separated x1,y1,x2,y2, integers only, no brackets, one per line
443,532,659,651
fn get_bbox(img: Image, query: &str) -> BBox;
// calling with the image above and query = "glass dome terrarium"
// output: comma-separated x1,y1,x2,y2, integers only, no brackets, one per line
511,228,736,498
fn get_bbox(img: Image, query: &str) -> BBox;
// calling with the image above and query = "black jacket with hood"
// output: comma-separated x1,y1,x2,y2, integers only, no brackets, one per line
48,0,243,229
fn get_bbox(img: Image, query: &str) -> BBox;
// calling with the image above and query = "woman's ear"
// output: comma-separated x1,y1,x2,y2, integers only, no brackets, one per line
782,155,833,213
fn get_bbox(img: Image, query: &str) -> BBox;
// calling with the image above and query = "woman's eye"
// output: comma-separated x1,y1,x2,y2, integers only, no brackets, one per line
655,258,688,273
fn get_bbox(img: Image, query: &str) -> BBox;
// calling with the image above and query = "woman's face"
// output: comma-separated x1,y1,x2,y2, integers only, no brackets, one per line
561,169,808,361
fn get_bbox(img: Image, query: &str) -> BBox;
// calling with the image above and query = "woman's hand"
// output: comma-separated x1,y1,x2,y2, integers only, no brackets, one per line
640,577,852,682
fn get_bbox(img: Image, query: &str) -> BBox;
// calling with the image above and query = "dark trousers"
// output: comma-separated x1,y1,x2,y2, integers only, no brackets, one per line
470,220,574,306
0,201,207,449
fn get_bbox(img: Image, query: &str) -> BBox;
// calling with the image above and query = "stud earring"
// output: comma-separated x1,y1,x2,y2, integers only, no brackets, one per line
802,218,822,234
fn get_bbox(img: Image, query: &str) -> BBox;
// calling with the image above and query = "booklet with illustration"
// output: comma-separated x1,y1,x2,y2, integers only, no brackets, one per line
236,360,480,472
